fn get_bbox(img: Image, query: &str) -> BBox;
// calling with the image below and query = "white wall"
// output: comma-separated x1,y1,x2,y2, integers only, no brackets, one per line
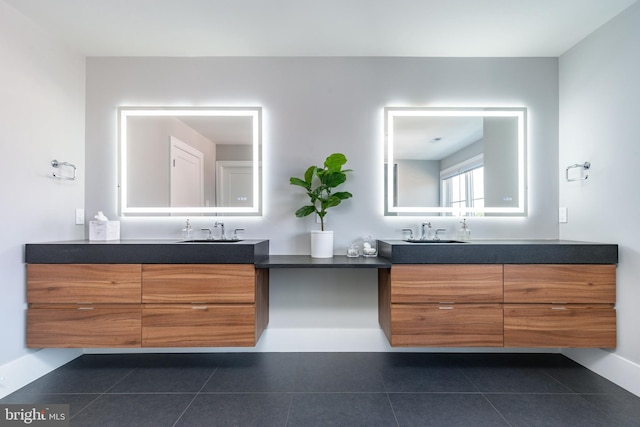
0,0,85,396
559,2,640,395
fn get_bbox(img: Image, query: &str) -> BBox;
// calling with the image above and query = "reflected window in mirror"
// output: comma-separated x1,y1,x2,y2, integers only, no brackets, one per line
384,107,526,216
119,107,262,216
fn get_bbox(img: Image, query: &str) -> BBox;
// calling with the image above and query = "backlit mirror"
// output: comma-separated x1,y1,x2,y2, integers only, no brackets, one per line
385,107,526,216
119,107,262,216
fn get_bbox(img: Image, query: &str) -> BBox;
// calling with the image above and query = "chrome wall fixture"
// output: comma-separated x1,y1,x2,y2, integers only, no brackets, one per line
51,159,77,180
565,161,590,182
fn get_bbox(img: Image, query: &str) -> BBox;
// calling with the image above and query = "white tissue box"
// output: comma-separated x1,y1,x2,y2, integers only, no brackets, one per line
89,220,120,241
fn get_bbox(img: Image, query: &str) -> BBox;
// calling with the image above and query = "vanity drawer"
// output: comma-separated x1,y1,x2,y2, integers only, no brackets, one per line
390,265,503,303
141,304,256,347
27,304,141,348
504,304,616,347
390,303,503,347
27,264,142,304
142,264,256,303
504,264,616,303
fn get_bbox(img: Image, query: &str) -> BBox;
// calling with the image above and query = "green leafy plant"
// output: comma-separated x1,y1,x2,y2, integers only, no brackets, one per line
289,152,353,231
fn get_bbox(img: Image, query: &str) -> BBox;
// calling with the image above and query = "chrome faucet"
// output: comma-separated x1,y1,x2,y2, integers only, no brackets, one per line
434,228,446,241
214,221,226,240
420,222,432,240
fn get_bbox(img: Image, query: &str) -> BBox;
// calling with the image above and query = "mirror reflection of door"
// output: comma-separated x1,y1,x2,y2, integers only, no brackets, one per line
170,136,204,207
216,161,255,208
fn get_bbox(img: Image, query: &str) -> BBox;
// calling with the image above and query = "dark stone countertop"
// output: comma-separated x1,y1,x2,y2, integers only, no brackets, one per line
377,239,618,264
255,255,391,269
24,239,269,264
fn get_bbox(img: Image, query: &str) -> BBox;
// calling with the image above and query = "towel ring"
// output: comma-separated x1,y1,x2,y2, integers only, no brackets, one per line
51,160,77,180
565,162,590,182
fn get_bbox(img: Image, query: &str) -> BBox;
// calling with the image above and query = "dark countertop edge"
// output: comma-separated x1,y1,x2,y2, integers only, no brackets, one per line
255,255,391,268
377,239,618,264
24,239,270,264
24,239,269,245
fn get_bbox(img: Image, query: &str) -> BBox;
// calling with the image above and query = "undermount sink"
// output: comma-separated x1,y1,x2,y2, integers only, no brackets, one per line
404,239,468,243
179,239,242,243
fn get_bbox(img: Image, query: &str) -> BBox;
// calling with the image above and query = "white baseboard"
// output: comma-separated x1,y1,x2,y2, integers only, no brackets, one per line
562,348,640,397
0,349,82,399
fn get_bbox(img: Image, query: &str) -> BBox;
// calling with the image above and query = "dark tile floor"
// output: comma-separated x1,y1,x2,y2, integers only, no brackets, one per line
2,352,639,426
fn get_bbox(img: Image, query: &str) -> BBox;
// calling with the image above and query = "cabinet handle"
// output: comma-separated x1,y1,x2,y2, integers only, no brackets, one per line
77,307,94,310
191,305,208,310
439,306,454,310
77,302,93,305
551,307,567,310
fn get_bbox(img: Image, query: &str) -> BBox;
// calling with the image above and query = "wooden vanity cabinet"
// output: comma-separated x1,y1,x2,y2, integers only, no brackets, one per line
26,264,142,348
503,264,616,348
26,263,269,348
141,265,269,347
380,263,616,348
379,265,504,347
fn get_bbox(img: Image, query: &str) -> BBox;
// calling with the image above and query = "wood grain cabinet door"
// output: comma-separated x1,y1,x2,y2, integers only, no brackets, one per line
390,303,504,347
503,264,616,303
391,264,503,303
27,264,142,303
141,304,256,347
27,305,141,348
142,264,256,303
504,304,616,348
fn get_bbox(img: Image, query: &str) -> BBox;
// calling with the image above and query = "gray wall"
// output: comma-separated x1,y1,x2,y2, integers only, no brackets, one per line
86,57,559,248
559,1,640,395
0,0,85,378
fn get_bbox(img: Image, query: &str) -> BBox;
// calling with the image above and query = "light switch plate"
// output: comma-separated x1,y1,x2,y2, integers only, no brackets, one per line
75,208,85,225
559,207,568,223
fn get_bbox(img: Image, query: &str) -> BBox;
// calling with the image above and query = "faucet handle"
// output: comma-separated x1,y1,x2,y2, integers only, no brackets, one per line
402,228,414,240
201,228,213,240
434,228,446,241
233,228,245,240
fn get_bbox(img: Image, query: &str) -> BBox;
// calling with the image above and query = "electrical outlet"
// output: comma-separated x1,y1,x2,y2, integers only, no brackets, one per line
559,207,568,223
75,208,85,225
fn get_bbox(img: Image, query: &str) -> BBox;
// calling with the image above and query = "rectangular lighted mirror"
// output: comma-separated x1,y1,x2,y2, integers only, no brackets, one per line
385,107,526,216
119,107,262,216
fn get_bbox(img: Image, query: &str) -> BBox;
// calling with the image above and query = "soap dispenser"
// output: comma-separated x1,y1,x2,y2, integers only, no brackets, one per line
182,219,193,239
458,219,470,241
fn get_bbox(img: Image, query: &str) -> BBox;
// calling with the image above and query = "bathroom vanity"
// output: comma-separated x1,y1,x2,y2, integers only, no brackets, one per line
24,238,617,349
377,240,618,348
25,240,269,348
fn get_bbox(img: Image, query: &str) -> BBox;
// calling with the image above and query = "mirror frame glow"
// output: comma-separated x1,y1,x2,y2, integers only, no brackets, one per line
119,106,262,216
385,107,527,215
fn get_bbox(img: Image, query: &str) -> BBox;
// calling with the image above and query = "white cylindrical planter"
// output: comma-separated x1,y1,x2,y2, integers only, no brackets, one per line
310,230,334,258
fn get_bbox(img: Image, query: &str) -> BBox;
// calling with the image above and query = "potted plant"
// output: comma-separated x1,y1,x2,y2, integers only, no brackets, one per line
290,152,353,257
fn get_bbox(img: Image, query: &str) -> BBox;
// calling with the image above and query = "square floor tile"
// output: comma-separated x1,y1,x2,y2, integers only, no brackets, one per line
463,366,572,393
389,393,509,426
581,393,640,426
174,393,291,427
288,393,397,427
293,353,386,392
13,366,134,395
203,352,298,392
486,393,624,427
70,393,194,427
108,366,214,393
